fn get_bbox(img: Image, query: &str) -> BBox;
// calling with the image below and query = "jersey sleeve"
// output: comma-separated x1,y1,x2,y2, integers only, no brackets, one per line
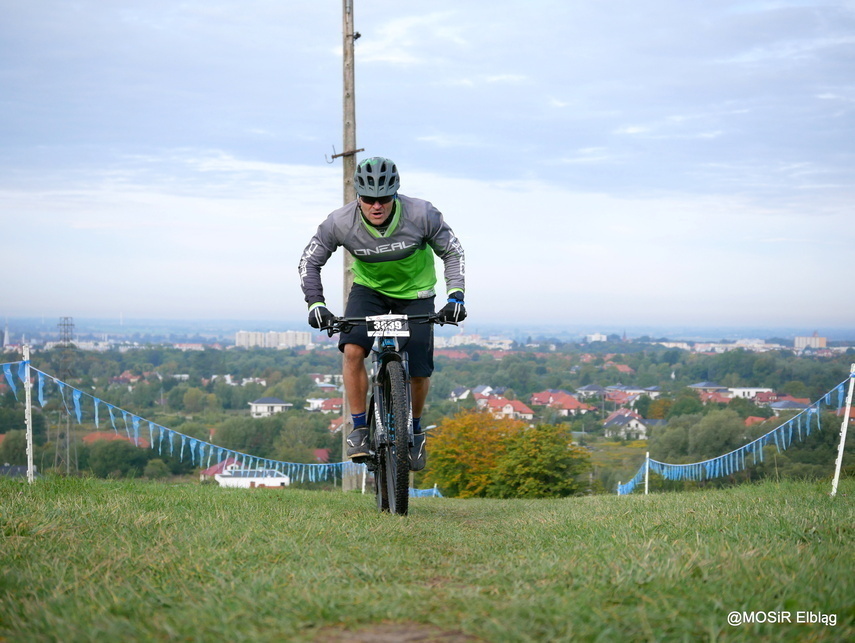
425,205,466,297
298,215,340,306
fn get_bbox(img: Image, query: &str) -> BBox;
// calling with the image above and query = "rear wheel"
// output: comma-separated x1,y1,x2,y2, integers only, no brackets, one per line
383,360,410,515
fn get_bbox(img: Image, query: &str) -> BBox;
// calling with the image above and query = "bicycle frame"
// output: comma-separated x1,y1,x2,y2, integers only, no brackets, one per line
322,312,455,514
367,335,413,458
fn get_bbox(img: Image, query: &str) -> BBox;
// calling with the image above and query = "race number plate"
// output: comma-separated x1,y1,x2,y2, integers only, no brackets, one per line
366,314,410,338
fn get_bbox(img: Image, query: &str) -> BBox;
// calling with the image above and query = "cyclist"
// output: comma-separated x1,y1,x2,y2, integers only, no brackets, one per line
298,156,466,470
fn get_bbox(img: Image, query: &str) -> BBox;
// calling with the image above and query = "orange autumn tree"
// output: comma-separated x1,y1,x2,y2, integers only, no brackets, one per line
422,409,528,498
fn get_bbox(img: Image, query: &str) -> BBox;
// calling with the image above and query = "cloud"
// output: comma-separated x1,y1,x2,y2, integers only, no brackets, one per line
614,126,650,135
720,36,855,64
415,134,483,148
2,1,854,328
555,148,617,165
351,11,468,65
484,74,527,84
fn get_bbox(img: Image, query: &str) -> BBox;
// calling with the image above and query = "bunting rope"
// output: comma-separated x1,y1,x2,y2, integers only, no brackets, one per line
2,360,366,484
617,376,851,495
410,487,443,498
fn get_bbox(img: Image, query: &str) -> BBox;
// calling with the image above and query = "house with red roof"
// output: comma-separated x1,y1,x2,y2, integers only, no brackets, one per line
484,397,535,421
776,395,810,405
604,389,638,407
700,391,732,405
319,398,343,414
305,397,343,413
605,362,635,375
530,390,555,406
529,390,593,417
110,370,141,385
754,391,780,406
435,349,471,360
744,416,769,427
603,415,665,440
604,408,641,424
199,457,239,481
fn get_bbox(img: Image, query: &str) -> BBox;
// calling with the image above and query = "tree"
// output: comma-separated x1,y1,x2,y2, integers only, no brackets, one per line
273,415,336,463
183,387,206,413
0,430,27,465
647,398,672,419
294,375,318,400
88,440,148,478
688,409,749,460
489,424,591,498
727,396,772,420
144,458,171,479
781,380,809,399
649,414,701,462
423,410,527,498
667,389,704,418
0,407,46,443
634,395,652,419
215,416,281,458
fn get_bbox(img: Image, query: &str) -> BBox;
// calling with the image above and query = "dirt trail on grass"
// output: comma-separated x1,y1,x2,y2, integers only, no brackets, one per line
314,622,482,642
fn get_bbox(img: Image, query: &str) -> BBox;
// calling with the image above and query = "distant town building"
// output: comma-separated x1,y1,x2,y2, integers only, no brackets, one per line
794,333,826,352
728,387,774,400
688,381,729,393
434,333,513,350
249,397,293,418
235,330,312,349
586,333,607,343
173,343,205,351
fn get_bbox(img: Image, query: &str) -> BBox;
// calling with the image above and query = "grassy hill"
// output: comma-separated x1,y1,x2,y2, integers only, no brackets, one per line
1,476,852,641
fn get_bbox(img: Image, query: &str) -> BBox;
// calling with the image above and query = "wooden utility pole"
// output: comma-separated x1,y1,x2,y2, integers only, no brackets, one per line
341,0,359,490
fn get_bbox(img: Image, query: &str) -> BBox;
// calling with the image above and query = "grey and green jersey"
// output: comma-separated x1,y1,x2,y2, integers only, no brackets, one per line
298,194,465,306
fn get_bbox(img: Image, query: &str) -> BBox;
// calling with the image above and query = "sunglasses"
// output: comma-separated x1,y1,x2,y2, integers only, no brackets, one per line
360,195,395,205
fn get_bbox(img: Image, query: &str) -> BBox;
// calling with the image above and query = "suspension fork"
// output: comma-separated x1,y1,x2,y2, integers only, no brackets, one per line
370,344,414,447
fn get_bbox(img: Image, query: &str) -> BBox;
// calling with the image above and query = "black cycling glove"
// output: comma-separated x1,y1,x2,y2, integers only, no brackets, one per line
308,304,335,329
438,292,466,323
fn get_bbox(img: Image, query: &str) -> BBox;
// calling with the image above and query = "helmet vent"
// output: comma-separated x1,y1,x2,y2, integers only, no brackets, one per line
353,156,400,197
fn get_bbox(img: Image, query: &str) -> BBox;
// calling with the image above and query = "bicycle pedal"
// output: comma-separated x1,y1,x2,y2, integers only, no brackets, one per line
351,455,371,465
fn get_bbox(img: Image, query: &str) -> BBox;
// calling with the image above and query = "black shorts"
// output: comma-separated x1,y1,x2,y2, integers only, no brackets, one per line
339,284,436,377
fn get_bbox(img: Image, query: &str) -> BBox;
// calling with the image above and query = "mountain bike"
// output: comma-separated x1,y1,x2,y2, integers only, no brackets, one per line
323,313,452,515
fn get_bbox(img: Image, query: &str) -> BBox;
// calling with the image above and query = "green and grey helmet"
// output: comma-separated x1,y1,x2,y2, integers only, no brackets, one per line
353,157,400,197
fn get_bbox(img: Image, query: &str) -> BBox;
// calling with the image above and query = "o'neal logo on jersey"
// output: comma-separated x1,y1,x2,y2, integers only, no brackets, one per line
353,241,415,256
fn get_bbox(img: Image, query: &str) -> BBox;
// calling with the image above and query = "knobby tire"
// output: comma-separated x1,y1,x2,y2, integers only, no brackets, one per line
384,360,410,515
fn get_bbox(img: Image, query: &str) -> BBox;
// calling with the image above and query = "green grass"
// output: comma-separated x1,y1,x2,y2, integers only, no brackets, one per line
1,477,853,642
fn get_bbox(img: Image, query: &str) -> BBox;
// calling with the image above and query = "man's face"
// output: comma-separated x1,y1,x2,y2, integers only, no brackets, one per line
359,195,395,226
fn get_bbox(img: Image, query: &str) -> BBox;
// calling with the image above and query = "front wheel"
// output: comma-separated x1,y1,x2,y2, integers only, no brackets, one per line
383,360,410,515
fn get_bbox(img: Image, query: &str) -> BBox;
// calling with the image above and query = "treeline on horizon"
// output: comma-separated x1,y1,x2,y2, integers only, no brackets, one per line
0,342,852,491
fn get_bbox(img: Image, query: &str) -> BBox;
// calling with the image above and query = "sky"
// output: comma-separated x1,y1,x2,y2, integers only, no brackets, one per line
1,0,854,332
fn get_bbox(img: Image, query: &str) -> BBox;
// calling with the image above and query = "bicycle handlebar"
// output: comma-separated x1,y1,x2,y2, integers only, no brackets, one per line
321,313,457,337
